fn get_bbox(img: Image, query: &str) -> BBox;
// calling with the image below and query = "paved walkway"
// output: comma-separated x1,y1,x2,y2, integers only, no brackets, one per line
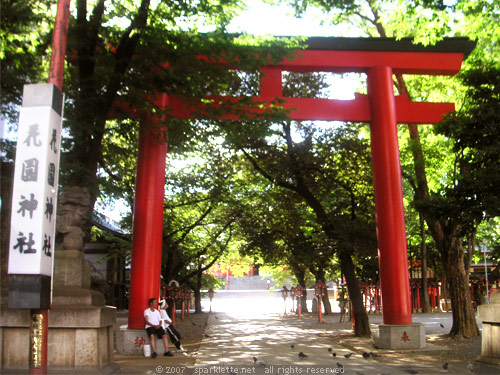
193,312,468,375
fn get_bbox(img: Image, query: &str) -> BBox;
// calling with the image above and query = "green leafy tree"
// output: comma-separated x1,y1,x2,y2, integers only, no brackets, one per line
1,0,56,120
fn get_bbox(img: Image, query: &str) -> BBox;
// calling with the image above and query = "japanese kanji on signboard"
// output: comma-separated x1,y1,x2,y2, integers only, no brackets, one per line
8,84,63,278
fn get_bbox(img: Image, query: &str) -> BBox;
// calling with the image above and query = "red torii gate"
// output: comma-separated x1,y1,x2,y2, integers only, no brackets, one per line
126,37,474,331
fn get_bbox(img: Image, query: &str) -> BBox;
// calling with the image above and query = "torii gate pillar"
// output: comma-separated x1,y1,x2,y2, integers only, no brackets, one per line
368,65,424,348
128,125,167,329
367,65,412,324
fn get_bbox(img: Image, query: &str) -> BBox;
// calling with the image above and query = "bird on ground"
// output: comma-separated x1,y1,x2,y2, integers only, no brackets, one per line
344,353,353,358
298,352,308,359
290,344,295,349
468,363,475,372
215,316,219,319
328,348,333,353
191,321,196,326
362,352,370,358
406,370,418,374
336,363,344,371
253,357,266,367
370,352,379,358
442,362,449,370
440,323,445,328
331,352,337,358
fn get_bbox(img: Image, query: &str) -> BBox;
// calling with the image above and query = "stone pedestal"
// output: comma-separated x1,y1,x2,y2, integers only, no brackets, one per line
0,304,115,367
477,290,500,365
0,249,116,368
376,323,426,349
115,326,170,355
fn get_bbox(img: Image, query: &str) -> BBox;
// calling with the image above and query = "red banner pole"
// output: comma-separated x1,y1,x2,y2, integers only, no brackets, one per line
49,0,71,91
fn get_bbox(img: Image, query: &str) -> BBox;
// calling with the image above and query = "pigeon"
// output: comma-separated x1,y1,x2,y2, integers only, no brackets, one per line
344,353,353,358
298,352,308,359
336,363,344,371
253,357,266,367
468,363,475,372
331,352,337,358
406,370,418,375
442,362,449,370
192,321,197,326
440,323,445,328
362,352,370,358
370,352,379,358
215,316,219,319
328,348,333,352
290,344,295,349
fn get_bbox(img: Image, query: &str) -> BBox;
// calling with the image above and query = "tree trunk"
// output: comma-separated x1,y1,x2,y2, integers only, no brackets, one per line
465,231,477,286
420,214,432,313
322,293,332,315
312,271,333,315
339,252,371,337
300,287,308,313
429,221,480,337
194,265,203,313
445,236,480,337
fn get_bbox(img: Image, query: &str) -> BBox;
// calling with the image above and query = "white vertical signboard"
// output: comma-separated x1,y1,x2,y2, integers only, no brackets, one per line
8,84,63,308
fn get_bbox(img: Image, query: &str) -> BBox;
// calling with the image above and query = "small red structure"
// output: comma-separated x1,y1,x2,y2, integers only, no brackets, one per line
295,286,305,317
125,37,475,329
314,284,326,323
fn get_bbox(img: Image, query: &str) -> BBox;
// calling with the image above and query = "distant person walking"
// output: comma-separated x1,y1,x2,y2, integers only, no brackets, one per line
144,298,173,358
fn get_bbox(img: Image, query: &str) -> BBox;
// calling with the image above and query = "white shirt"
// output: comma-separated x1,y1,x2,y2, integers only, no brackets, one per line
160,309,172,329
144,308,161,328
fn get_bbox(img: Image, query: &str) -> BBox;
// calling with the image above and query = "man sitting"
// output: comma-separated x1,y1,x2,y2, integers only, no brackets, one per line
144,297,173,358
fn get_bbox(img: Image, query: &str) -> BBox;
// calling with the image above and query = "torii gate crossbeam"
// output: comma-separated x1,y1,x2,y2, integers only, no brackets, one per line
126,37,475,336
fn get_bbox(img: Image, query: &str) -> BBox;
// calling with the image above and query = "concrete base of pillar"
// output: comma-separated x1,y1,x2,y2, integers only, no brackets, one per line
0,301,116,368
376,323,426,349
115,326,171,355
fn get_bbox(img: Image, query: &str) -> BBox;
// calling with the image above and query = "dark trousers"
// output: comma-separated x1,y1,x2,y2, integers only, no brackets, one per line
165,325,182,349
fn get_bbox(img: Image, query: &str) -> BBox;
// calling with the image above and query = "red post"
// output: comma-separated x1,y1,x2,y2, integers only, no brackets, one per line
49,0,71,91
171,301,176,326
318,297,322,324
181,291,185,320
416,283,421,310
367,65,412,325
127,124,167,329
